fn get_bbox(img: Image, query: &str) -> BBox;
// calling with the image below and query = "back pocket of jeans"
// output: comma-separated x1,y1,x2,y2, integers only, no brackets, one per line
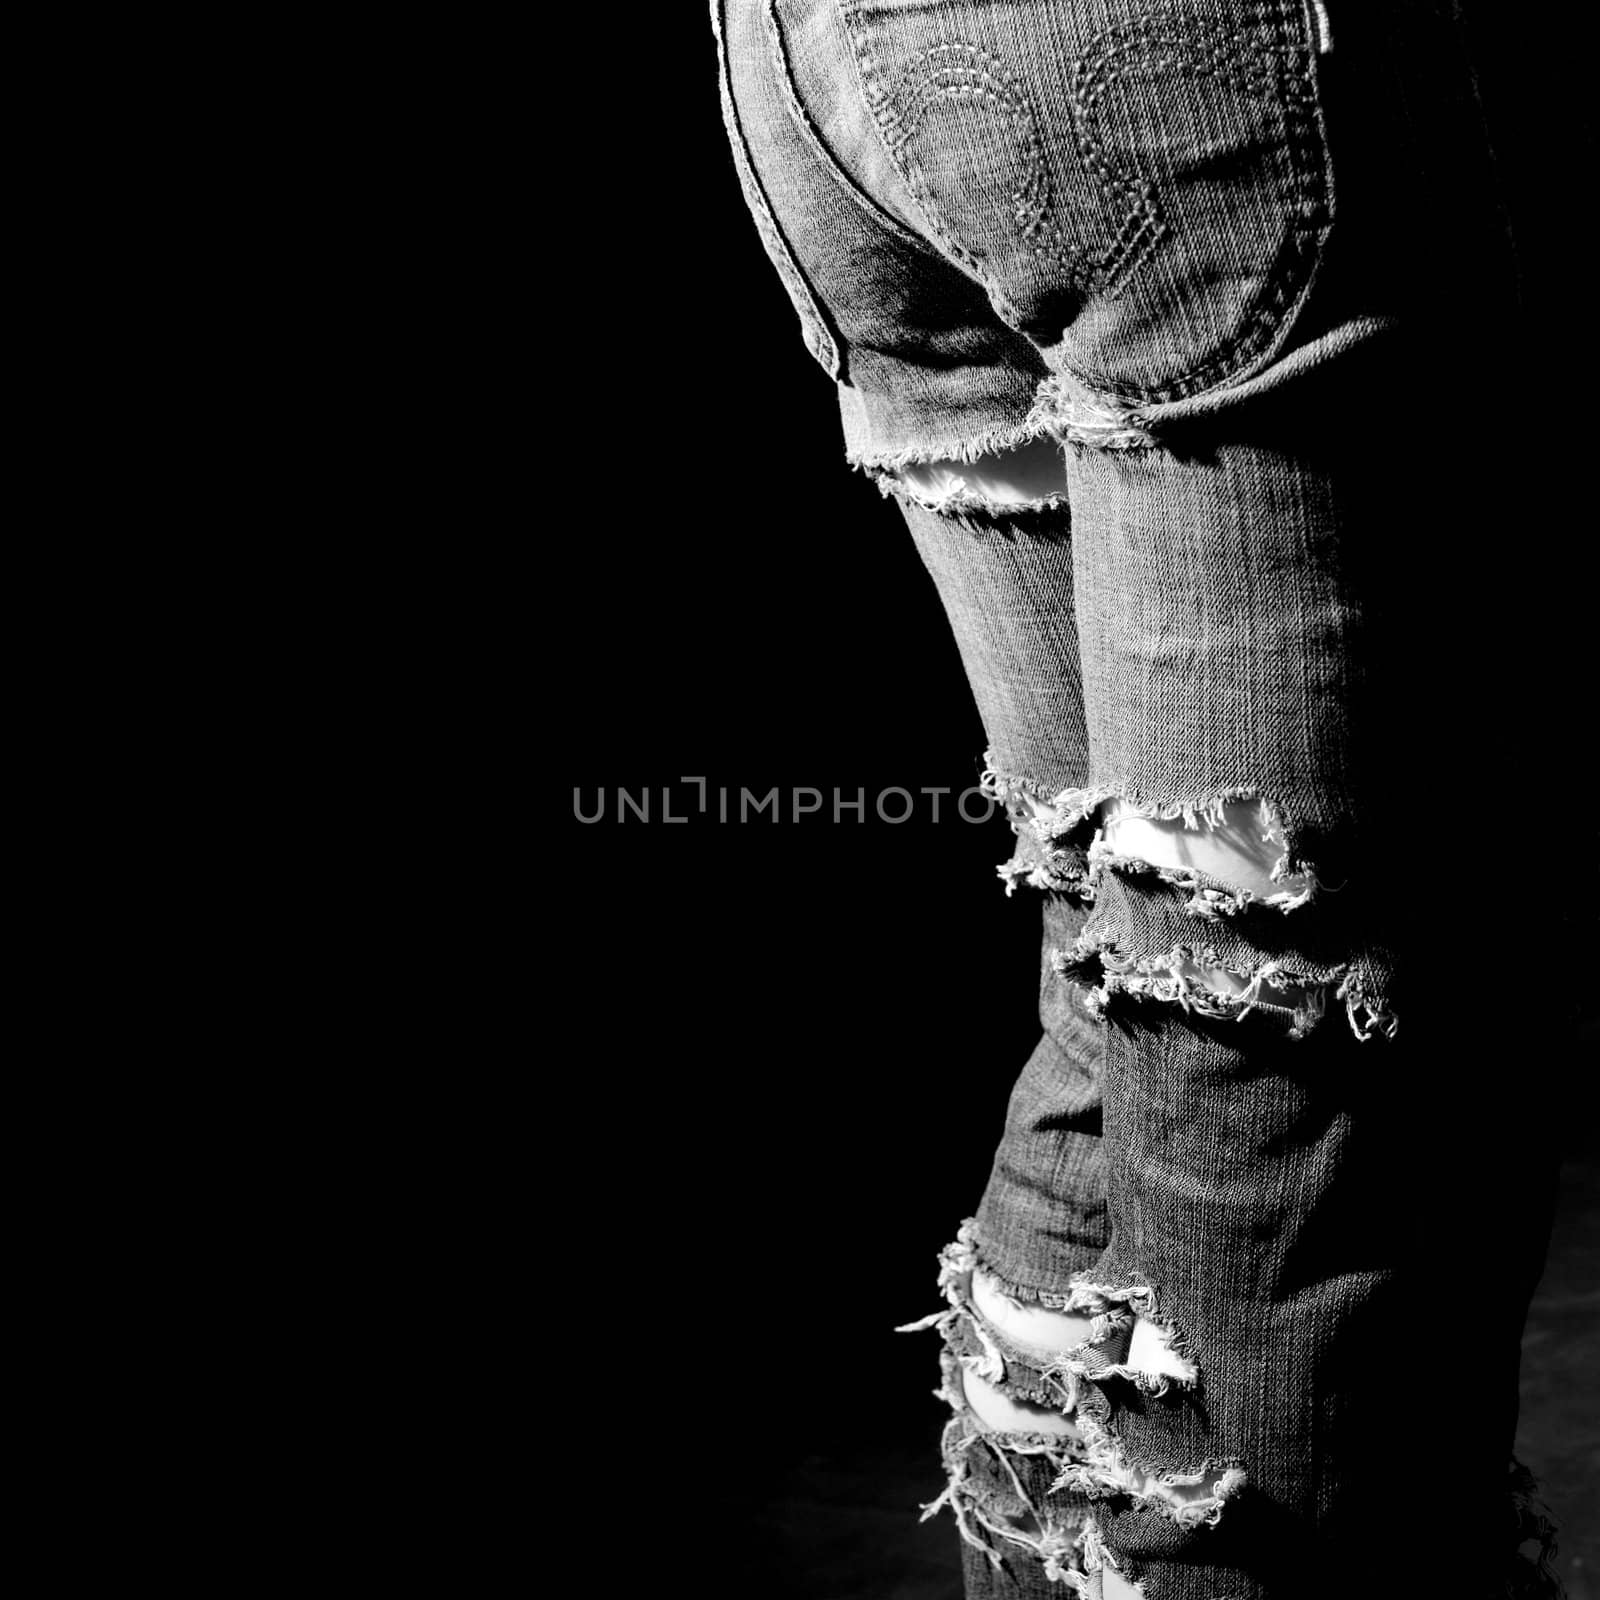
842,0,1334,404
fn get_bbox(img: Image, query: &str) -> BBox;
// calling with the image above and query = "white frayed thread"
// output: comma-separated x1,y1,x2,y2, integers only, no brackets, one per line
1311,0,1333,54
1042,1385,1244,1573
849,414,1060,477
1055,932,1335,1039
999,854,1093,898
980,759,1329,910
921,1407,1094,1583
901,1225,1106,1584
1068,789,1318,901
1050,1279,1200,1395
1337,972,1399,1042
870,467,1071,516
907,1229,1250,1572
1027,376,1157,451
1053,1431,1248,1529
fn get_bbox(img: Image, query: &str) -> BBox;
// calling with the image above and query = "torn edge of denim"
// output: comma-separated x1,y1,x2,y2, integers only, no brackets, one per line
870,471,1072,515
900,1222,1248,1559
1031,316,1404,447
998,822,1095,902
999,850,1094,899
1054,1278,1198,1396
897,1224,1097,1584
1027,374,1157,451
958,1218,1103,1314
1054,928,1398,1043
925,1407,1098,1586
980,754,1326,912
1045,1277,1246,1532
1059,1446,1248,1533
896,1223,1082,1397
897,1225,1076,1398
849,412,1060,475
851,416,1071,514
1086,835,1316,920
981,761,1098,902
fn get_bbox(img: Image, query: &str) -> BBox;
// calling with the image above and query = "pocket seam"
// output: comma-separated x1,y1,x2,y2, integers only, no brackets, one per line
765,0,931,255
839,19,1033,330
714,0,843,379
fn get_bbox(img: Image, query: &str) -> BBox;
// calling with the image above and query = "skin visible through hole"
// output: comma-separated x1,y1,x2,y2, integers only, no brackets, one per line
896,502,1283,1591
897,435,1070,504
961,1270,1093,1436
1099,797,1309,901
1125,1315,1194,1382
1099,798,1315,1010
960,1367,1082,1437
975,1270,1196,1386
973,1268,1096,1353
970,1271,1196,1593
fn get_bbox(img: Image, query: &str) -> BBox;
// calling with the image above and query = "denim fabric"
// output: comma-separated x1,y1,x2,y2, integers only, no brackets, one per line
714,3,1567,1595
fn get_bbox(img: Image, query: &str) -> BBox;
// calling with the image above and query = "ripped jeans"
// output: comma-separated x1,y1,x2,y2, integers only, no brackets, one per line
714,2,1568,1595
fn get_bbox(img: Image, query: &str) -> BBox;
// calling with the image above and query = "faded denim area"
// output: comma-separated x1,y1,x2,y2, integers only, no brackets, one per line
715,1,1574,1595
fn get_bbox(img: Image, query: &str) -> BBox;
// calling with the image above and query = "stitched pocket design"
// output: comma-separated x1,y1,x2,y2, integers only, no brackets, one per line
844,2,1333,403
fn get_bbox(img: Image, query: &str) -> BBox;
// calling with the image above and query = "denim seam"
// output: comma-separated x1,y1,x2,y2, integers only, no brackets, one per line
713,0,843,378
839,13,1033,329
763,0,932,252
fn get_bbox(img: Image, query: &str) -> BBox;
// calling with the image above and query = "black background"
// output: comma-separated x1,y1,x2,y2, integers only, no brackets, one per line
552,23,1043,1383
547,12,1041,1582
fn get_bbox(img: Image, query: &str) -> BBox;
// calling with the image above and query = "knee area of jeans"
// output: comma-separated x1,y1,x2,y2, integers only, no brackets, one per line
958,1267,1185,1440
1095,798,1306,903
978,766,1401,1041
973,1266,1196,1391
1077,799,1399,1039
972,1266,1096,1355
906,1227,1262,1592
959,1364,1083,1439
943,1272,1087,1435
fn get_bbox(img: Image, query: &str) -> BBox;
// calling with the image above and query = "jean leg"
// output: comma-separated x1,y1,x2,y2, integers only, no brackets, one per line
1033,363,1565,1598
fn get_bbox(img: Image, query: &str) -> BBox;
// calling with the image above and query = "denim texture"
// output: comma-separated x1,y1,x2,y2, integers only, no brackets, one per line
715,2,1569,1594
